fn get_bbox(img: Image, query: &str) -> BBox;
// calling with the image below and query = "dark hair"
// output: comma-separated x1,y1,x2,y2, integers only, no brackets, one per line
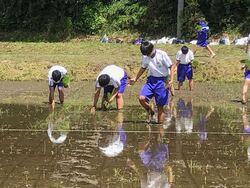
98,74,110,87
181,46,189,54
52,70,61,82
140,41,154,56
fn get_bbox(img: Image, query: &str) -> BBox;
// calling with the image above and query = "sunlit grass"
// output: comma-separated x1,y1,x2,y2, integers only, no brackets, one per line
0,41,247,81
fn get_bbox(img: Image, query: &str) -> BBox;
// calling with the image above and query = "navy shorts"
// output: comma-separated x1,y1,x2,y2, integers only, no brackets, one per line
244,70,250,80
49,82,64,89
104,72,128,94
177,64,193,82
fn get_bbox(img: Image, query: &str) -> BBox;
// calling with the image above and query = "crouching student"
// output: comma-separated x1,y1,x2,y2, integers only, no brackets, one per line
91,65,128,114
130,41,175,123
48,65,69,107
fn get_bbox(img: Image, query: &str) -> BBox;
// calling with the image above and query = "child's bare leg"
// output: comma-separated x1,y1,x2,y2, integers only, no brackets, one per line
58,88,64,104
189,79,193,91
157,106,165,124
138,96,154,119
178,82,183,90
205,45,215,57
242,79,250,103
116,93,124,110
49,87,55,104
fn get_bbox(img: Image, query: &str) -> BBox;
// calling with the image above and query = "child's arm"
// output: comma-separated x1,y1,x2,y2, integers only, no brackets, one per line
91,87,101,113
168,63,176,85
129,67,146,85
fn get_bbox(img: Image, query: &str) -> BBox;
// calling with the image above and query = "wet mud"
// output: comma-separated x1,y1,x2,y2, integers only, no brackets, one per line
0,81,249,187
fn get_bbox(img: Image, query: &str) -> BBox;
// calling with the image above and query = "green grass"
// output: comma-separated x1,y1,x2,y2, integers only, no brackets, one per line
0,41,247,82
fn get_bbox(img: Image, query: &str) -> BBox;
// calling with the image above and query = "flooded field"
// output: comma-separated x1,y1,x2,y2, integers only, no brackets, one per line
0,81,250,187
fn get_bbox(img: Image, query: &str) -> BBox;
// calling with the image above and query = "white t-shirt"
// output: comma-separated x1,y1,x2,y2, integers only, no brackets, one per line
48,65,67,86
141,49,172,77
96,65,125,88
176,50,194,64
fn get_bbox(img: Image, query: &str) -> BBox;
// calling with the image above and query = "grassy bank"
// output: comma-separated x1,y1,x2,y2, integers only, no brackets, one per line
0,41,247,82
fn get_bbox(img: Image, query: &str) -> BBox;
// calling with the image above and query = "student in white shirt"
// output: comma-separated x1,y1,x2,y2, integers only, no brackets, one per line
130,41,175,123
176,46,194,91
48,65,68,106
91,65,128,113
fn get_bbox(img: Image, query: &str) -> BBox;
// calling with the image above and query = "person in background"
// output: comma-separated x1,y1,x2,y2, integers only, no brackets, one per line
48,65,69,108
129,41,175,123
91,65,128,114
195,20,216,58
241,33,250,104
176,45,194,91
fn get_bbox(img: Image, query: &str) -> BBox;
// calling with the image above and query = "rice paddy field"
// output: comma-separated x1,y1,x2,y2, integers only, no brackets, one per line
0,41,249,187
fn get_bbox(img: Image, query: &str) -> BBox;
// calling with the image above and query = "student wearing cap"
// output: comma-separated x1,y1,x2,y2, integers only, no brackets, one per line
48,65,69,106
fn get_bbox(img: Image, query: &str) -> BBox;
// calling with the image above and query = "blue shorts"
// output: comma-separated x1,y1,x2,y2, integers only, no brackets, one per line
104,72,128,94
177,99,192,118
49,82,64,89
177,64,193,82
244,70,250,79
140,76,169,106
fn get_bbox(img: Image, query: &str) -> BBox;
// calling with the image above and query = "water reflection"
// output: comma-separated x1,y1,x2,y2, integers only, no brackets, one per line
198,106,214,144
241,105,250,160
46,110,70,144
99,111,127,157
176,98,193,133
127,125,173,187
164,97,176,130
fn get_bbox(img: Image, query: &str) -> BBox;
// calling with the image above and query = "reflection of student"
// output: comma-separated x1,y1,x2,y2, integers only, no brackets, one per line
99,111,127,157
241,106,250,160
47,112,69,144
127,126,173,187
198,106,214,144
175,98,193,133
164,97,176,130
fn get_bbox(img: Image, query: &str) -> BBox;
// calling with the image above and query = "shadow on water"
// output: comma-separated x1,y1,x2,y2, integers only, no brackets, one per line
0,99,250,187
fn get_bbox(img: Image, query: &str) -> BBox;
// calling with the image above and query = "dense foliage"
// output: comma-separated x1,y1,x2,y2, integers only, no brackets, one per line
0,0,249,41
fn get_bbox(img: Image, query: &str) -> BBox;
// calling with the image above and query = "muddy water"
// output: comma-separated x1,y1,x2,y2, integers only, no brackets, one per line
0,81,249,187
